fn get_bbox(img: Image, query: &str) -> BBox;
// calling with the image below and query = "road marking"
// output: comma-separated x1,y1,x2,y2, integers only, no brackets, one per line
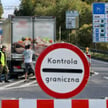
0,76,37,90
94,72,99,75
0,80,25,90
19,80,37,88
91,71,99,76
103,76,108,80
3,83,38,90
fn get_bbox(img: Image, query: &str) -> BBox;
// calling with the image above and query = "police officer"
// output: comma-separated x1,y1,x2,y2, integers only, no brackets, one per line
0,45,9,82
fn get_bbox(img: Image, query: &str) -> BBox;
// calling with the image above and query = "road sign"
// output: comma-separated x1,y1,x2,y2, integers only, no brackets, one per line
93,3,108,42
93,3,105,14
66,11,79,29
35,43,89,98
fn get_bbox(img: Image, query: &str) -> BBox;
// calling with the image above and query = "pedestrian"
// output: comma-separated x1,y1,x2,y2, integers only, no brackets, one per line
23,44,35,82
0,45,9,83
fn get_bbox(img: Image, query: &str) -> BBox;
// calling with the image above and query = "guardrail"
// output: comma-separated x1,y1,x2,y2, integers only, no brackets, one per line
79,46,108,62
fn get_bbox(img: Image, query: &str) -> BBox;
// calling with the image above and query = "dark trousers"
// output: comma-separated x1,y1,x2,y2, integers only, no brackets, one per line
0,65,9,81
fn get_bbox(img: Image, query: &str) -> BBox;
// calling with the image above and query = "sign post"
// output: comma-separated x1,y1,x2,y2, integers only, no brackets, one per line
35,43,89,98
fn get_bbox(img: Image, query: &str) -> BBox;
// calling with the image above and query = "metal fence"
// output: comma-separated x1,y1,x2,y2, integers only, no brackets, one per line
80,46,108,62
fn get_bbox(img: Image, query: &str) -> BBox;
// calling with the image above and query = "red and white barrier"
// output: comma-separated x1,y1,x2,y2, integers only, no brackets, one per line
1,99,108,108
86,54,91,66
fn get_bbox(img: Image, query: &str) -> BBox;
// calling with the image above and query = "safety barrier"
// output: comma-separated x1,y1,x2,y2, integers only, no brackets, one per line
1,99,108,108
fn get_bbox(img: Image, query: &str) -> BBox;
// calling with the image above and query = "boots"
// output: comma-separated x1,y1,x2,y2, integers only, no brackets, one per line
0,74,2,82
5,74,9,83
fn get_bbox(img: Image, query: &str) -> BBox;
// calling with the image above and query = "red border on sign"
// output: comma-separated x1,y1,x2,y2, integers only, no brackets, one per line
35,43,89,98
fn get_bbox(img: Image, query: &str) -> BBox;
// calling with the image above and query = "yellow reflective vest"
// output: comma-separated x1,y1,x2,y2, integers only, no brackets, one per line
0,51,5,66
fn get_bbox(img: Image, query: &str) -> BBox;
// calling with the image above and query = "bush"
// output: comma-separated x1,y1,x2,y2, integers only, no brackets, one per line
77,24,92,47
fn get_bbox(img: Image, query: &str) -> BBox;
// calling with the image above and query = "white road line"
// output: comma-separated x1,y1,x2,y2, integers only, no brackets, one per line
19,80,37,88
0,80,25,90
0,76,36,90
104,76,108,80
94,72,99,75
3,83,39,90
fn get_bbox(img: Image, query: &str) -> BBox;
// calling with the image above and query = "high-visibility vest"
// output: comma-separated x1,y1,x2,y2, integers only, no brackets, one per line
0,51,5,66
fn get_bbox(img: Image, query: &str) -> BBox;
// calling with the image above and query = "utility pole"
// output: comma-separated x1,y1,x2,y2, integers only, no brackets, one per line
59,26,61,42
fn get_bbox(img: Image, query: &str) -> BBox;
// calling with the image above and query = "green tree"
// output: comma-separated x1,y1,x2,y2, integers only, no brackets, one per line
14,0,36,16
81,0,107,4
77,24,92,47
0,3,3,18
34,0,56,16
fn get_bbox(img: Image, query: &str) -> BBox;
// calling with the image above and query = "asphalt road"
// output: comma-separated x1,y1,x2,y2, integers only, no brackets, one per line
0,59,108,99
74,59,108,99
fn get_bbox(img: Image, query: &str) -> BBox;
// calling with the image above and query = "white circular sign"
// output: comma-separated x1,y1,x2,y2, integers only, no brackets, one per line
35,43,89,98
41,48,84,93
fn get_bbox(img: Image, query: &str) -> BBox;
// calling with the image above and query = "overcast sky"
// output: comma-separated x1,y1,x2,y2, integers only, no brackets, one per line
1,0,21,18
